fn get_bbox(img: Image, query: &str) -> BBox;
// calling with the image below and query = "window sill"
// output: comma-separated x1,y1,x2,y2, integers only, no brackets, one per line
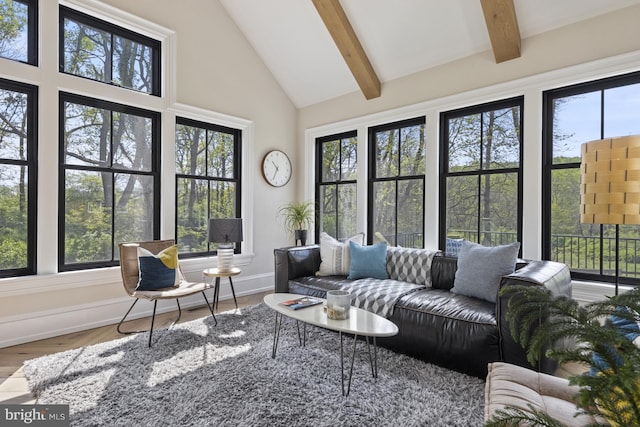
571,280,631,303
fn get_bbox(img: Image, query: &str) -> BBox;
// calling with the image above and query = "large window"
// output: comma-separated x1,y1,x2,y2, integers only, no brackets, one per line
315,131,357,241
59,93,160,271
60,5,160,96
0,0,37,65
175,117,241,256
369,117,425,247
543,72,640,284
440,97,523,250
0,78,37,277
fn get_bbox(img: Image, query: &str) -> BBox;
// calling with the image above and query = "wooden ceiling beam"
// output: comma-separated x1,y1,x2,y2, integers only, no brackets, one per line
480,0,521,63
312,0,381,100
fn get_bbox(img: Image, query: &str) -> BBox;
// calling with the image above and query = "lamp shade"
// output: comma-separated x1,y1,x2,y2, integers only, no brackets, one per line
580,135,640,225
208,218,243,244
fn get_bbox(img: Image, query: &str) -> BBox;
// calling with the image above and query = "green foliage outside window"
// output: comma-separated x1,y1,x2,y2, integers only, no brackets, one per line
0,84,31,272
0,0,29,63
175,121,239,254
444,102,521,248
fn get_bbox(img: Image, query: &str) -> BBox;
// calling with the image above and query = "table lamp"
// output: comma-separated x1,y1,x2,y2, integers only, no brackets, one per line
208,218,243,272
580,135,640,295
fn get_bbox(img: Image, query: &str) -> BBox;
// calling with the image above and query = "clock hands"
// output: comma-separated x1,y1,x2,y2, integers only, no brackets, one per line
270,160,280,181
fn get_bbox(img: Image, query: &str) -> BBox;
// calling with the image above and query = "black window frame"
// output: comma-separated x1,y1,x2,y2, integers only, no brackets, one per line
439,96,524,252
0,77,38,278
58,92,161,272
174,116,242,259
59,5,161,96
368,116,426,247
542,71,640,285
0,0,38,65
314,130,357,242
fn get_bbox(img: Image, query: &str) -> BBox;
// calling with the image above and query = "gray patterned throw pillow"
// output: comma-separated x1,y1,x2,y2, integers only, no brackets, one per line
386,246,439,286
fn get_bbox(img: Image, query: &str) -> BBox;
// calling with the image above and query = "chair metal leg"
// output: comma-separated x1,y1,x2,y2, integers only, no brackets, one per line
116,298,187,347
201,291,218,326
175,299,182,324
148,300,158,347
116,299,140,335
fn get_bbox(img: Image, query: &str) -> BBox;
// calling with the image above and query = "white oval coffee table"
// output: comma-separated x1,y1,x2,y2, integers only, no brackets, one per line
263,293,398,396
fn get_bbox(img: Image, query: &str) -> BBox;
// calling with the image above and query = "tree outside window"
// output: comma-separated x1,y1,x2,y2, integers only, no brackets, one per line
0,79,37,277
369,117,425,248
60,5,159,95
316,131,357,241
440,97,523,250
0,0,36,65
60,94,159,270
175,118,240,256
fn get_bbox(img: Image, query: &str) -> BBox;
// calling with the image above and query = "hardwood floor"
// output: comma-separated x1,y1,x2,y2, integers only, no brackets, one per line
0,289,586,405
0,291,271,404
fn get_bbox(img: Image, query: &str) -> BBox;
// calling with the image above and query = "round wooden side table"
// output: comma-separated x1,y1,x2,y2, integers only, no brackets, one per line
203,267,241,310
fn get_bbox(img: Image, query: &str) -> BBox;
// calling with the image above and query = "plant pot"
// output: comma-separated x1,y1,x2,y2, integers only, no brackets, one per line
294,229,308,246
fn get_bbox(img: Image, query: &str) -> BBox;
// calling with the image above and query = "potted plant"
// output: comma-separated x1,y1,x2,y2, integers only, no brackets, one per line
486,286,640,427
278,201,314,246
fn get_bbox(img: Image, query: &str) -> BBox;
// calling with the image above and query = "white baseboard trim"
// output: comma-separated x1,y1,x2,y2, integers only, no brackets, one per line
0,273,273,348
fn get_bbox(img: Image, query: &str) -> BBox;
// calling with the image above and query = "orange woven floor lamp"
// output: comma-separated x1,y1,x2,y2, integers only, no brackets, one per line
580,135,640,295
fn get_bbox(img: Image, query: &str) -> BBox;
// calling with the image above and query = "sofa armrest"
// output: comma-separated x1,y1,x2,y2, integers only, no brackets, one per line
497,260,572,373
273,245,321,293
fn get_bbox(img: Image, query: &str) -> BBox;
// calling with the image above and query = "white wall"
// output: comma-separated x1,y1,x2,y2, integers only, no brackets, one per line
0,0,298,347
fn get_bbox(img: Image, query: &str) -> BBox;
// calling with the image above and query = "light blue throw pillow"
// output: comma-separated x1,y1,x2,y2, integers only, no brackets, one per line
348,241,389,280
451,241,520,303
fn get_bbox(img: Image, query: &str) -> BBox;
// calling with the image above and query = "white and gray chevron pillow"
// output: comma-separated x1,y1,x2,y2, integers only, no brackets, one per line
386,246,439,286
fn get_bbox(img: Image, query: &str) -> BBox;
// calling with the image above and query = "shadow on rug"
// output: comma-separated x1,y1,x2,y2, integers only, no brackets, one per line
23,303,485,426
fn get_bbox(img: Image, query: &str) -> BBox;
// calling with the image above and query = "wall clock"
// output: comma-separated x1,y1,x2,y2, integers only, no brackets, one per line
262,150,292,187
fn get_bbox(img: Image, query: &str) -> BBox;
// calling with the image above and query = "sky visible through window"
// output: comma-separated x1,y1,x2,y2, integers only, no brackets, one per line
553,84,640,159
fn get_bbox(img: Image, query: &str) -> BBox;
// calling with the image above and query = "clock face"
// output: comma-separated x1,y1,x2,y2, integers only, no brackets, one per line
262,150,292,187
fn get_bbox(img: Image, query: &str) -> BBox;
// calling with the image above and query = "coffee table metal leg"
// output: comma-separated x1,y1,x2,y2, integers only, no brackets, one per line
271,312,282,359
365,336,375,378
346,334,358,396
340,332,344,395
339,332,360,397
373,337,378,378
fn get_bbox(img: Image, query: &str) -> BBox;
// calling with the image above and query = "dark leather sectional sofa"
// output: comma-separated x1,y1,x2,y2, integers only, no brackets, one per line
274,245,572,378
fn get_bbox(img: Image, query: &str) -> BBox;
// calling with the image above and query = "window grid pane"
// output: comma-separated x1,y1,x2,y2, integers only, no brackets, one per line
60,6,159,96
441,98,522,250
0,0,34,64
544,71,640,284
61,94,159,270
316,131,357,240
0,79,36,276
369,118,425,248
175,118,241,256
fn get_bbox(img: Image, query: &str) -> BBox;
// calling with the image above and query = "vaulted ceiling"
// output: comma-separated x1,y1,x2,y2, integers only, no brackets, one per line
220,0,640,108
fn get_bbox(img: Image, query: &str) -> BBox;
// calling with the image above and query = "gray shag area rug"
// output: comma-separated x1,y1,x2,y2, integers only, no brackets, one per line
23,303,485,426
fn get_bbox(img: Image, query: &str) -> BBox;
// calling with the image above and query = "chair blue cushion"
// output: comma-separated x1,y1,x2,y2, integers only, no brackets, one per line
451,241,520,303
348,241,389,280
136,245,180,290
